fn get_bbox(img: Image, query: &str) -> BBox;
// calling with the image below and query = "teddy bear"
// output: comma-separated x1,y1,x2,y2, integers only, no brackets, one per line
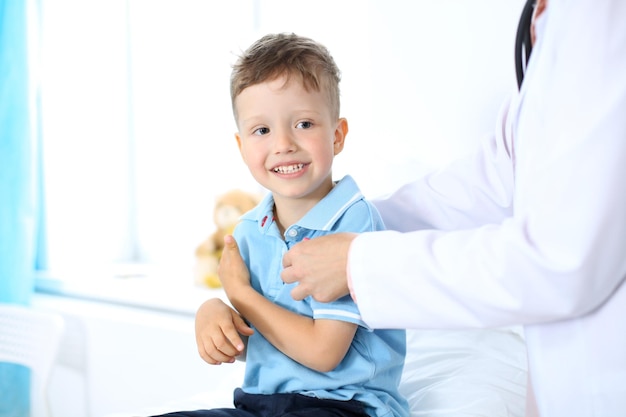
194,189,260,288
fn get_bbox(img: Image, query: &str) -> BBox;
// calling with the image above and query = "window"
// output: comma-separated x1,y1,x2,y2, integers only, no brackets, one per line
37,0,524,289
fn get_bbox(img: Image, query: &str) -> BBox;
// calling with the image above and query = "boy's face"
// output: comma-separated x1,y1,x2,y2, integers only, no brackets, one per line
234,75,347,205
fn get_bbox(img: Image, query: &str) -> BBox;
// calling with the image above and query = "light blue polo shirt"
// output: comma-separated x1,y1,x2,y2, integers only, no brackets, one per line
233,175,409,417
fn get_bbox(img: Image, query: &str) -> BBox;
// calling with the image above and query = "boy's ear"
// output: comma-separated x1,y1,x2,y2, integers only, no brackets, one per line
235,132,242,150
333,118,349,156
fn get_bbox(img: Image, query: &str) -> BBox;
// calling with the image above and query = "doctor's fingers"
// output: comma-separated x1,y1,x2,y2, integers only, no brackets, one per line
281,240,311,285
289,280,313,302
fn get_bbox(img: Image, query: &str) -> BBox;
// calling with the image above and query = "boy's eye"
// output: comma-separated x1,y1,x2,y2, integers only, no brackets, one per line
253,127,270,136
296,121,313,129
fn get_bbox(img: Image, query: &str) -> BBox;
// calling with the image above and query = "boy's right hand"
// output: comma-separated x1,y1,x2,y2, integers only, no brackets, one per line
195,298,254,365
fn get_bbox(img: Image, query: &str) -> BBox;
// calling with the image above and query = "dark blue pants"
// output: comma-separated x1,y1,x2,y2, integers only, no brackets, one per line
150,388,369,417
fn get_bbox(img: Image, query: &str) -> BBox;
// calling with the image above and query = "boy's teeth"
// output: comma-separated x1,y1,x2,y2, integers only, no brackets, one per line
274,163,304,174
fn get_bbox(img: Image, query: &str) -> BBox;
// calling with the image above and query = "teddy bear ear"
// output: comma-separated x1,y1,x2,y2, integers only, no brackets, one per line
226,189,263,213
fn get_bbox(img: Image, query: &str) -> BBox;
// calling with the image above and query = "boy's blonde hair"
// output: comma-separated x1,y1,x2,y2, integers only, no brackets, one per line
230,33,342,121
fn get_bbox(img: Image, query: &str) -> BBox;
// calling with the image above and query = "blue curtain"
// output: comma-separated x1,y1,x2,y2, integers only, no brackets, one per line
0,0,41,415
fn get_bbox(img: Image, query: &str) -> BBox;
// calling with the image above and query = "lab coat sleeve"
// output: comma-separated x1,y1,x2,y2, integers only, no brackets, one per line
351,0,626,330
373,98,515,233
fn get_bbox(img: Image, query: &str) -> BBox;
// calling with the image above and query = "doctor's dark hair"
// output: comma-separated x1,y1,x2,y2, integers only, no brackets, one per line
230,33,342,121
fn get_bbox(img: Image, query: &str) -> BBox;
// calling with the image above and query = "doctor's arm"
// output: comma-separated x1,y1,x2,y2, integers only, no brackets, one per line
351,0,626,330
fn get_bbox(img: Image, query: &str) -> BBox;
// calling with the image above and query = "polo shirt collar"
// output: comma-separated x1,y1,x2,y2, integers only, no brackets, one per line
240,175,363,234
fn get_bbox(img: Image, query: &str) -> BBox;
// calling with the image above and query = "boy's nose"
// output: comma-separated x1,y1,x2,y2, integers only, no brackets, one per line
273,130,297,153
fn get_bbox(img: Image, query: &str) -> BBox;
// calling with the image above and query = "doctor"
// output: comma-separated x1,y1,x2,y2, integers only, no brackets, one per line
274,0,626,416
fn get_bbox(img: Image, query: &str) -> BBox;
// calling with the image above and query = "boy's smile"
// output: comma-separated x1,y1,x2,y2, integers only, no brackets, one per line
272,162,306,175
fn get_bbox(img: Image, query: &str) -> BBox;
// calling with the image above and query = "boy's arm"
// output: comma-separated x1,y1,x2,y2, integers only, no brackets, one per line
219,235,357,373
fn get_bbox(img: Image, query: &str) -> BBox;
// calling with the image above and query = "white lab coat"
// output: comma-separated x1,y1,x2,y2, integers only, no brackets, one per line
349,1,626,416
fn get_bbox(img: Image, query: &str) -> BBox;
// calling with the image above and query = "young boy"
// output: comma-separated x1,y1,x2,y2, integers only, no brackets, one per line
154,33,409,417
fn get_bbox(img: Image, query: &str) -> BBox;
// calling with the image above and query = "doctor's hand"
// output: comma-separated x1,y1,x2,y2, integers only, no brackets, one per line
281,233,357,302
195,297,254,365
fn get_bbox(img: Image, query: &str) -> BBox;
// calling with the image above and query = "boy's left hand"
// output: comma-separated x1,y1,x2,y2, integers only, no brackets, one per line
195,298,253,365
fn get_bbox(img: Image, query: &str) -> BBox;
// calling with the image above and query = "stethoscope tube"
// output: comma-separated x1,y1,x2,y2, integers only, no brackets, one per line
515,0,536,89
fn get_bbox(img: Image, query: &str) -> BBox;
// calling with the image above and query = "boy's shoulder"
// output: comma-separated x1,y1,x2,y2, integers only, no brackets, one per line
331,176,385,232
282,175,385,234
